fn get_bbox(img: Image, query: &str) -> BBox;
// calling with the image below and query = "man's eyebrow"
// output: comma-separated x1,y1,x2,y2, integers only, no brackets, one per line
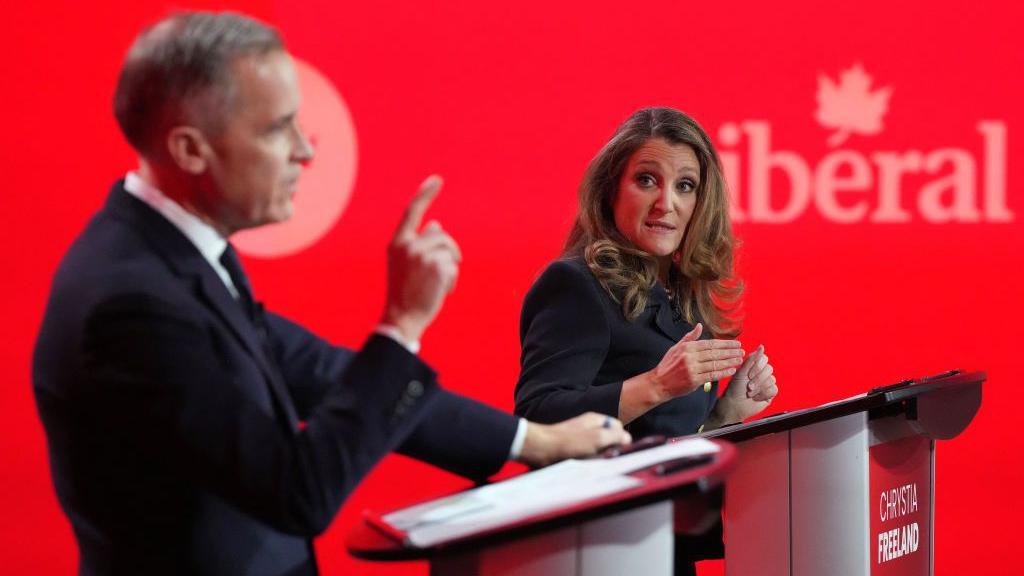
269,112,297,129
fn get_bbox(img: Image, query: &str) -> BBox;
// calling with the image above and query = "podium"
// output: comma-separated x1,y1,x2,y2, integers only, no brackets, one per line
347,439,736,576
702,370,984,576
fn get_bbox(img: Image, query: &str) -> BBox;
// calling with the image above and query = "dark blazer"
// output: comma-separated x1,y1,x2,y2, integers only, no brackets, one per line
514,257,718,439
32,181,517,576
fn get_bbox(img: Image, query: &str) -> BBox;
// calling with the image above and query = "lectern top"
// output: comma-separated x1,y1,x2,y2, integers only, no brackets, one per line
702,369,985,443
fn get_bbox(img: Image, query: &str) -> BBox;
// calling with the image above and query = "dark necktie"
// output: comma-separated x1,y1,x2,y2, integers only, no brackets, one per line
219,243,259,322
219,242,276,355
219,244,294,425
220,243,282,361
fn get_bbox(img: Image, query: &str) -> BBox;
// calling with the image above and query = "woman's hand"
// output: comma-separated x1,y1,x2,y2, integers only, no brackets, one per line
710,345,778,427
620,323,743,424
649,323,745,398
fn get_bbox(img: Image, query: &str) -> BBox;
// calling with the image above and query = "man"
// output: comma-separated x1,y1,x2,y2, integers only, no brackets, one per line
32,11,630,575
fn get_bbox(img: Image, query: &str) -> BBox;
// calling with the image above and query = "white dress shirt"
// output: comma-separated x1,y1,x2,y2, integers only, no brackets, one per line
124,172,237,297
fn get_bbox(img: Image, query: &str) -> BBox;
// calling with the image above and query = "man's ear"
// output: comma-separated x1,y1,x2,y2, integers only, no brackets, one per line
165,126,212,175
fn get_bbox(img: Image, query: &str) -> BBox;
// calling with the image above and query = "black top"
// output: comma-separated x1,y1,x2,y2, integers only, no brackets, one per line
515,257,718,438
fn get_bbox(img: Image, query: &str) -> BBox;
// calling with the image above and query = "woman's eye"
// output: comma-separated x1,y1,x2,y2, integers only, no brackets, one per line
677,179,696,193
636,173,656,187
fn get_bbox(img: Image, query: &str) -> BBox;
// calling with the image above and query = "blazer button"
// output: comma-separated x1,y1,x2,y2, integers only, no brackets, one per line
407,380,424,397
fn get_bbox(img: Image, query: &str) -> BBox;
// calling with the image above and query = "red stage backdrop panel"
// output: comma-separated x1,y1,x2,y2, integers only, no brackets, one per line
3,1,1019,574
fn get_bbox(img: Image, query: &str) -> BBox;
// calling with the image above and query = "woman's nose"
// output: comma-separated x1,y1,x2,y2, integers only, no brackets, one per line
652,185,674,212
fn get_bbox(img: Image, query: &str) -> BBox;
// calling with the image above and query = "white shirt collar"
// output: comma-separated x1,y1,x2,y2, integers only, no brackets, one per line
123,171,238,297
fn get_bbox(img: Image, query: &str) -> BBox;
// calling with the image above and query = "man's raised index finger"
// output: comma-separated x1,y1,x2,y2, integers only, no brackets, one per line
395,175,443,241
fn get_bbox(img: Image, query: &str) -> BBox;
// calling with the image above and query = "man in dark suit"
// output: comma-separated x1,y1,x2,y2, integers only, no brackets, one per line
32,11,630,575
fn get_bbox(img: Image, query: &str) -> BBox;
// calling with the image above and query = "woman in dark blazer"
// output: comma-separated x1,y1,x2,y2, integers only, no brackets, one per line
515,106,777,436
514,107,779,574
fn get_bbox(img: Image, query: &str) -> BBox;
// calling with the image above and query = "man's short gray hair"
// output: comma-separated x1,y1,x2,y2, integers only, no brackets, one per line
113,11,284,156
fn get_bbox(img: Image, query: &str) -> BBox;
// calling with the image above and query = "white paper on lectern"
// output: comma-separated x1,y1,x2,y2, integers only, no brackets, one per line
383,437,719,548
596,437,719,475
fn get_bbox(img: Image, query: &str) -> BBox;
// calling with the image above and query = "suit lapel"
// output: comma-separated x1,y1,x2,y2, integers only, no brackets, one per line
648,284,688,342
193,273,301,428
105,182,301,429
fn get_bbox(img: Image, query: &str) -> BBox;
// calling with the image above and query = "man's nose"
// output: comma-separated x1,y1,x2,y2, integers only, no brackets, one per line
293,126,315,166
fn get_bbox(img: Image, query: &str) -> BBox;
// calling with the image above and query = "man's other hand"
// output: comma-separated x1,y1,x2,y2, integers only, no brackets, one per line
518,412,632,468
381,175,462,343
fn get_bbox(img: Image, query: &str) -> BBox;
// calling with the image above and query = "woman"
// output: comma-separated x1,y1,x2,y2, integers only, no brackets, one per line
515,107,777,437
514,106,777,573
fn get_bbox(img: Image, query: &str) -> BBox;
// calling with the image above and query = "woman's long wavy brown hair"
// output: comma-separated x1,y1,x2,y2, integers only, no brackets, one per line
563,107,742,338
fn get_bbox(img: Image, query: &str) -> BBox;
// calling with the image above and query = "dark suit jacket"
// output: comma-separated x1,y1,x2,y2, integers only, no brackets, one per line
514,257,718,439
32,181,517,576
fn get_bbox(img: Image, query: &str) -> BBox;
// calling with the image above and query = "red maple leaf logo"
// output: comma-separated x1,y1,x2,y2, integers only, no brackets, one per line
815,63,892,147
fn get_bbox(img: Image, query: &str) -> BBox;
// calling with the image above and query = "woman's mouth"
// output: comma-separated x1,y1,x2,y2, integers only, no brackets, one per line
643,220,677,234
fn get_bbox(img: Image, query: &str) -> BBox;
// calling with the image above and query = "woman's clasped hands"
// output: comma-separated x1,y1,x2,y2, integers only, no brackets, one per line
644,322,779,427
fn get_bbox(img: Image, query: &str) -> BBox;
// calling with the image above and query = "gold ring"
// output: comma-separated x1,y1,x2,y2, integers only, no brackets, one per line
703,381,712,393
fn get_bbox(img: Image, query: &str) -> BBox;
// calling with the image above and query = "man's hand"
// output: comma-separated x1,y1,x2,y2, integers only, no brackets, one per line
517,412,632,468
381,175,462,343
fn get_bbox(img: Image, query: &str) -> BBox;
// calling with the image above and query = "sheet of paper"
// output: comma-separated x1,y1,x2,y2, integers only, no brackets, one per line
381,437,720,548
400,474,641,547
589,437,719,476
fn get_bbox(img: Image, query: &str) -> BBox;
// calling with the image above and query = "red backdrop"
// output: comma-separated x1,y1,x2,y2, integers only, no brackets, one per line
4,0,1020,573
